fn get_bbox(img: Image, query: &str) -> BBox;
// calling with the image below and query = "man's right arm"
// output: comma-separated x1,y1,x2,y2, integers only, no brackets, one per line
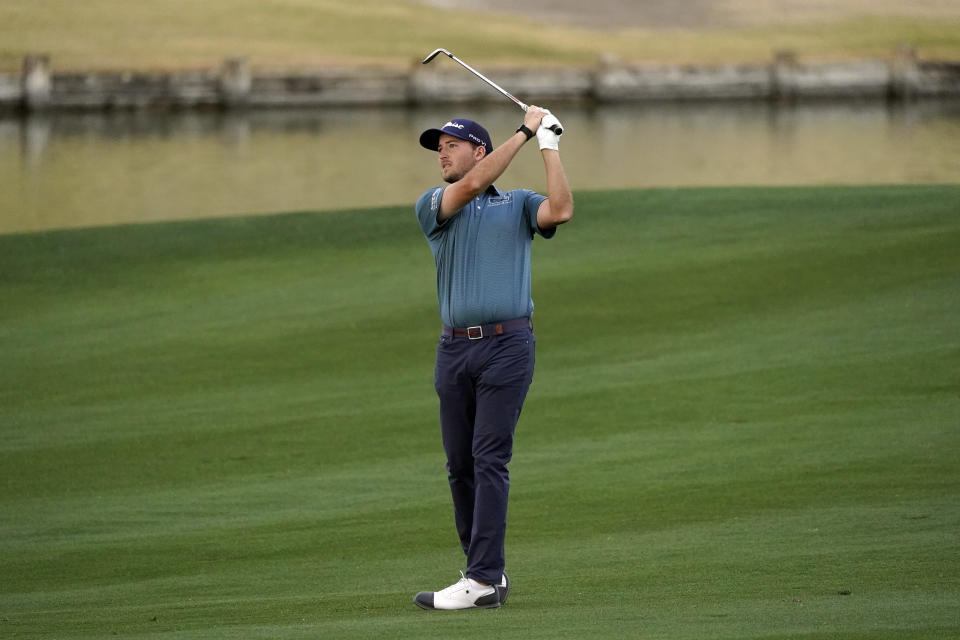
439,107,548,220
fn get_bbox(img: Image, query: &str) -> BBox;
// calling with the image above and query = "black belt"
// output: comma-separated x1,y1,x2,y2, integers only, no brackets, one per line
442,317,532,340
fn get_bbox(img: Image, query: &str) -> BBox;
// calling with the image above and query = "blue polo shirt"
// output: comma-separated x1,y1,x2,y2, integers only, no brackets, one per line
416,184,554,328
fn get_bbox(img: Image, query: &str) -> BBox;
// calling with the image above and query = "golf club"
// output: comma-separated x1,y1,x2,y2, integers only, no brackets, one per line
421,48,563,135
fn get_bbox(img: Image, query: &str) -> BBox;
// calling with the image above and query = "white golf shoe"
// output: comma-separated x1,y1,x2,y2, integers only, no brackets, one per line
495,572,510,604
413,571,500,610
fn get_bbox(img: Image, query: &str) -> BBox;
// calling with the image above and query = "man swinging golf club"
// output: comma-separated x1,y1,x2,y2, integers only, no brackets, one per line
413,105,573,610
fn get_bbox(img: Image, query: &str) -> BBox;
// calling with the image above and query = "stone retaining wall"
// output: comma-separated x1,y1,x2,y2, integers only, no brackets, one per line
2,48,958,113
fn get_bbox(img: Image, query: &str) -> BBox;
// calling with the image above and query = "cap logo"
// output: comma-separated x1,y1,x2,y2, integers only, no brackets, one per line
443,121,464,129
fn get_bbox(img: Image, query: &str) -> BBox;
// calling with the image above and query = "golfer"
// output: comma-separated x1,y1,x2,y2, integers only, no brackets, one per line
413,106,573,610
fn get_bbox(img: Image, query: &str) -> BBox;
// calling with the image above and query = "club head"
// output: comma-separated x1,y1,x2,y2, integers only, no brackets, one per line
421,48,452,64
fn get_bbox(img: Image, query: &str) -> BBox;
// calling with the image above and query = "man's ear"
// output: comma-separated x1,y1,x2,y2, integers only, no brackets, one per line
475,145,487,161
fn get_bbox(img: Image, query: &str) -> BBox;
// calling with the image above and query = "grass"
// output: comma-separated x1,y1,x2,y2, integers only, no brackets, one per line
0,0,959,71
1,185,959,639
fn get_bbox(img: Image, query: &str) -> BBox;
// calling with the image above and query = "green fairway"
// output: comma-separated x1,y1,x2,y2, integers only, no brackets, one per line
1,185,958,639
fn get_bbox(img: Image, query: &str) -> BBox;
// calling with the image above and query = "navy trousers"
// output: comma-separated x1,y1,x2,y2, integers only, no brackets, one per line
434,326,535,585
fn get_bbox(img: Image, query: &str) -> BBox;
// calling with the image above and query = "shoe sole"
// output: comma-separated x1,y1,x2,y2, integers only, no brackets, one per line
413,596,500,611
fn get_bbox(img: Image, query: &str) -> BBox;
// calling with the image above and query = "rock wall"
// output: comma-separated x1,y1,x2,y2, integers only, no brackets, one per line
2,49,958,113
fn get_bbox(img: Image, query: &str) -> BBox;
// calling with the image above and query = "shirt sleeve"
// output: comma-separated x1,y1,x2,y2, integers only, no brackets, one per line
522,189,554,239
416,186,448,238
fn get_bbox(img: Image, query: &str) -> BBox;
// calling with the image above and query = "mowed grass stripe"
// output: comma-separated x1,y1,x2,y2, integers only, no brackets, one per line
1,185,958,639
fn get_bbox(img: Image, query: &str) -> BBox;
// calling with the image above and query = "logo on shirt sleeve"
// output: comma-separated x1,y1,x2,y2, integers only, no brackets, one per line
430,187,442,212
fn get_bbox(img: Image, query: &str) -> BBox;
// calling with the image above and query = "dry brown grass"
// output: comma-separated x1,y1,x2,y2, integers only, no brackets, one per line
0,0,958,72
434,0,960,29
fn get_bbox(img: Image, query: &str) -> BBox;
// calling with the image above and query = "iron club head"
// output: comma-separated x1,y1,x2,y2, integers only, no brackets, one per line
421,48,452,64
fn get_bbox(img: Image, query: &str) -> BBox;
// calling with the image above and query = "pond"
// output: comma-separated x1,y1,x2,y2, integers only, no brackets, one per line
1,100,958,234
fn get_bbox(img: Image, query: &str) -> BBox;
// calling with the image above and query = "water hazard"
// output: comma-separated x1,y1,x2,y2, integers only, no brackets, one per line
2,100,959,234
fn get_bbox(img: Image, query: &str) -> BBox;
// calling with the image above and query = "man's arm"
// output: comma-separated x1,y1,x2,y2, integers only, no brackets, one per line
536,147,573,230
534,112,573,230
439,107,548,220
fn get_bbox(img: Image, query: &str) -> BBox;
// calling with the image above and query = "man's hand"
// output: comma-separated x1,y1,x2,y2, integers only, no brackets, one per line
537,114,562,151
523,106,547,135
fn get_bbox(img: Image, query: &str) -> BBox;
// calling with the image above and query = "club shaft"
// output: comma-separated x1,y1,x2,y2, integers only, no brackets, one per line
443,52,528,112
422,48,563,135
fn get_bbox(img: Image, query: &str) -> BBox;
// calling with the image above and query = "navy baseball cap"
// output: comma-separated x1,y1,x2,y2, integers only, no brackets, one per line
419,118,493,153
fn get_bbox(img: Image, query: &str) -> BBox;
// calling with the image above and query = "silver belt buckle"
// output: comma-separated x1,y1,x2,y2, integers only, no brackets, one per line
467,325,483,340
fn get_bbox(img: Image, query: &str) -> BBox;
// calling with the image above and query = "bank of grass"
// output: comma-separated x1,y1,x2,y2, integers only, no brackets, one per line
0,0,959,71
2,185,959,639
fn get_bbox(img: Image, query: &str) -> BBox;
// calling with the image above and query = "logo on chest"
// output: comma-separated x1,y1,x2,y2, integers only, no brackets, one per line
486,193,513,208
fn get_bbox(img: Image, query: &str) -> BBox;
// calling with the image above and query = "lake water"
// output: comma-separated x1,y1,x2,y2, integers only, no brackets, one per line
2,100,959,234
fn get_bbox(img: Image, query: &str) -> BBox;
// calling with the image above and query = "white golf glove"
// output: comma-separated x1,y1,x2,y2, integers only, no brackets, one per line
537,114,562,151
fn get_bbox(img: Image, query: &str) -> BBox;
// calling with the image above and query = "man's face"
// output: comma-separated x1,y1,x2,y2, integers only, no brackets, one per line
437,133,485,183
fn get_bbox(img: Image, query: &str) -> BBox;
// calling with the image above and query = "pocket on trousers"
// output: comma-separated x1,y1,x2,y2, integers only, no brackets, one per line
480,332,535,388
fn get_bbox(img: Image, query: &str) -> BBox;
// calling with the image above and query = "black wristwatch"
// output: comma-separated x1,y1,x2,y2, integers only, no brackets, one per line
516,124,535,141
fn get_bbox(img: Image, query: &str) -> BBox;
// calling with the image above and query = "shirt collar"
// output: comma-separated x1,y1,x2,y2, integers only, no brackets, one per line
485,184,501,197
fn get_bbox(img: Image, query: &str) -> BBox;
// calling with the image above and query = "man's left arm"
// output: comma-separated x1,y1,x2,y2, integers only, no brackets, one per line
535,114,574,230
